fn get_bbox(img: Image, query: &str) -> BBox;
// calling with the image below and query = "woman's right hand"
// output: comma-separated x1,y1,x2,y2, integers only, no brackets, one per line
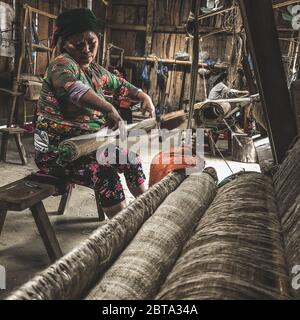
106,107,123,131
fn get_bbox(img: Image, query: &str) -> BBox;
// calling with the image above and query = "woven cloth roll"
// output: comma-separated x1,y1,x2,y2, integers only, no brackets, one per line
58,118,157,162
156,173,291,300
86,173,217,300
6,171,185,300
273,138,300,299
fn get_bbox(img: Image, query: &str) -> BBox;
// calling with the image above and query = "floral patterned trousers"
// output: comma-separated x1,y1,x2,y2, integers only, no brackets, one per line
35,145,146,207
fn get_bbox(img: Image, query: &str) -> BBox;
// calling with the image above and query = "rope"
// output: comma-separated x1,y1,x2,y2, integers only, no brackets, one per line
223,118,243,148
210,136,234,175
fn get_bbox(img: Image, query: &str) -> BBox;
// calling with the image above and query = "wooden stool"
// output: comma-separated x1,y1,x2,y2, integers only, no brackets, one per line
0,88,28,165
0,174,105,263
0,127,28,165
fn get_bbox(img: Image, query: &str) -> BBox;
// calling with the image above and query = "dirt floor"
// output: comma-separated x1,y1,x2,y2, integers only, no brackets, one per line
0,131,260,299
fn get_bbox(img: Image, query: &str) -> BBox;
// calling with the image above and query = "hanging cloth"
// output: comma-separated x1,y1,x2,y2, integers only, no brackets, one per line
140,61,151,89
156,60,169,91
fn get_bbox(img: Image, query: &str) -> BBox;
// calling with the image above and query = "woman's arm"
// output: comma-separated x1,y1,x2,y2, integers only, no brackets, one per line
104,69,155,118
136,90,155,118
80,89,123,130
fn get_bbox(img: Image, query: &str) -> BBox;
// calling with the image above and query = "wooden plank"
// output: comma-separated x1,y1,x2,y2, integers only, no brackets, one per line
102,0,112,66
239,0,298,164
145,0,154,56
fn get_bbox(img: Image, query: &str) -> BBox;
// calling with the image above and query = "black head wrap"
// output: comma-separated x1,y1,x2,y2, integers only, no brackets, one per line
212,71,228,87
53,8,97,46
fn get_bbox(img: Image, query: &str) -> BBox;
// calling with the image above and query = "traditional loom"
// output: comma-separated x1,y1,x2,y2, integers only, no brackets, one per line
6,138,300,300
57,112,186,162
58,119,157,162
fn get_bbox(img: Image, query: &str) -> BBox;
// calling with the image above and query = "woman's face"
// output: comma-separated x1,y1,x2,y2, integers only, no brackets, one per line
63,31,99,66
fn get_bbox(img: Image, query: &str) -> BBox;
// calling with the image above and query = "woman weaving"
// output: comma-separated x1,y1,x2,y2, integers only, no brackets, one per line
34,8,155,218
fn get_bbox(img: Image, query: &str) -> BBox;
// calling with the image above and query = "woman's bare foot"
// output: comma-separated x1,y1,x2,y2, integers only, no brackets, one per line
103,200,127,219
129,183,147,198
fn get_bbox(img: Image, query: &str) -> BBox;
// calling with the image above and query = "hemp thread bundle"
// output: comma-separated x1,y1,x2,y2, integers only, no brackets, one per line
58,118,157,162
6,171,185,300
156,173,291,300
273,138,300,299
86,173,217,300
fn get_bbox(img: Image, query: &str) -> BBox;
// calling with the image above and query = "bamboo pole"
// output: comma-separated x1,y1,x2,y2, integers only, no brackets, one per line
114,55,228,69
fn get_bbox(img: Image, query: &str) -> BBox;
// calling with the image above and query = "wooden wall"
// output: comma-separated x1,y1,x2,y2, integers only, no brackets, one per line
0,0,297,124
0,0,106,124
109,0,235,111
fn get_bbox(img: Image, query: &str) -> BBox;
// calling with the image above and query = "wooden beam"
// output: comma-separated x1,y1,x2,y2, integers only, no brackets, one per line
110,24,147,31
273,0,300,9
145,0,154,56
23,4,56,20
110,24,223,34
239,0,298,164
187,0,200,130
155,25,217,34
113,55,228,69
112,0,147,6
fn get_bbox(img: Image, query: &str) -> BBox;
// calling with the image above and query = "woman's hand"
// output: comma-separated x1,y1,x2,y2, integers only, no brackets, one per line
137,92,155,118
106,107,123,131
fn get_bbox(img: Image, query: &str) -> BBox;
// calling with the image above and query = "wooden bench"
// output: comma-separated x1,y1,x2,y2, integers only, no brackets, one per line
0,174,105,263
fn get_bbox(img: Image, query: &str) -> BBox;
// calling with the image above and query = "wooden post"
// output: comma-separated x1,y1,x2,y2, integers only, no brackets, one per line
14,133,27,165
238,0,298,164
102,1,112,67
30,201,63,262
145,0,154,56
187,0,200,130
0,208,7,236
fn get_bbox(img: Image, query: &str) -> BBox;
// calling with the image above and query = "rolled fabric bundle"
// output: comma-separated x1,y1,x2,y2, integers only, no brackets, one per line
86,172,217,300
58,118,157,162
156,173,291,300
273,138,300,299
194,101,231,126
273,138,300,215
6,171,185,300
